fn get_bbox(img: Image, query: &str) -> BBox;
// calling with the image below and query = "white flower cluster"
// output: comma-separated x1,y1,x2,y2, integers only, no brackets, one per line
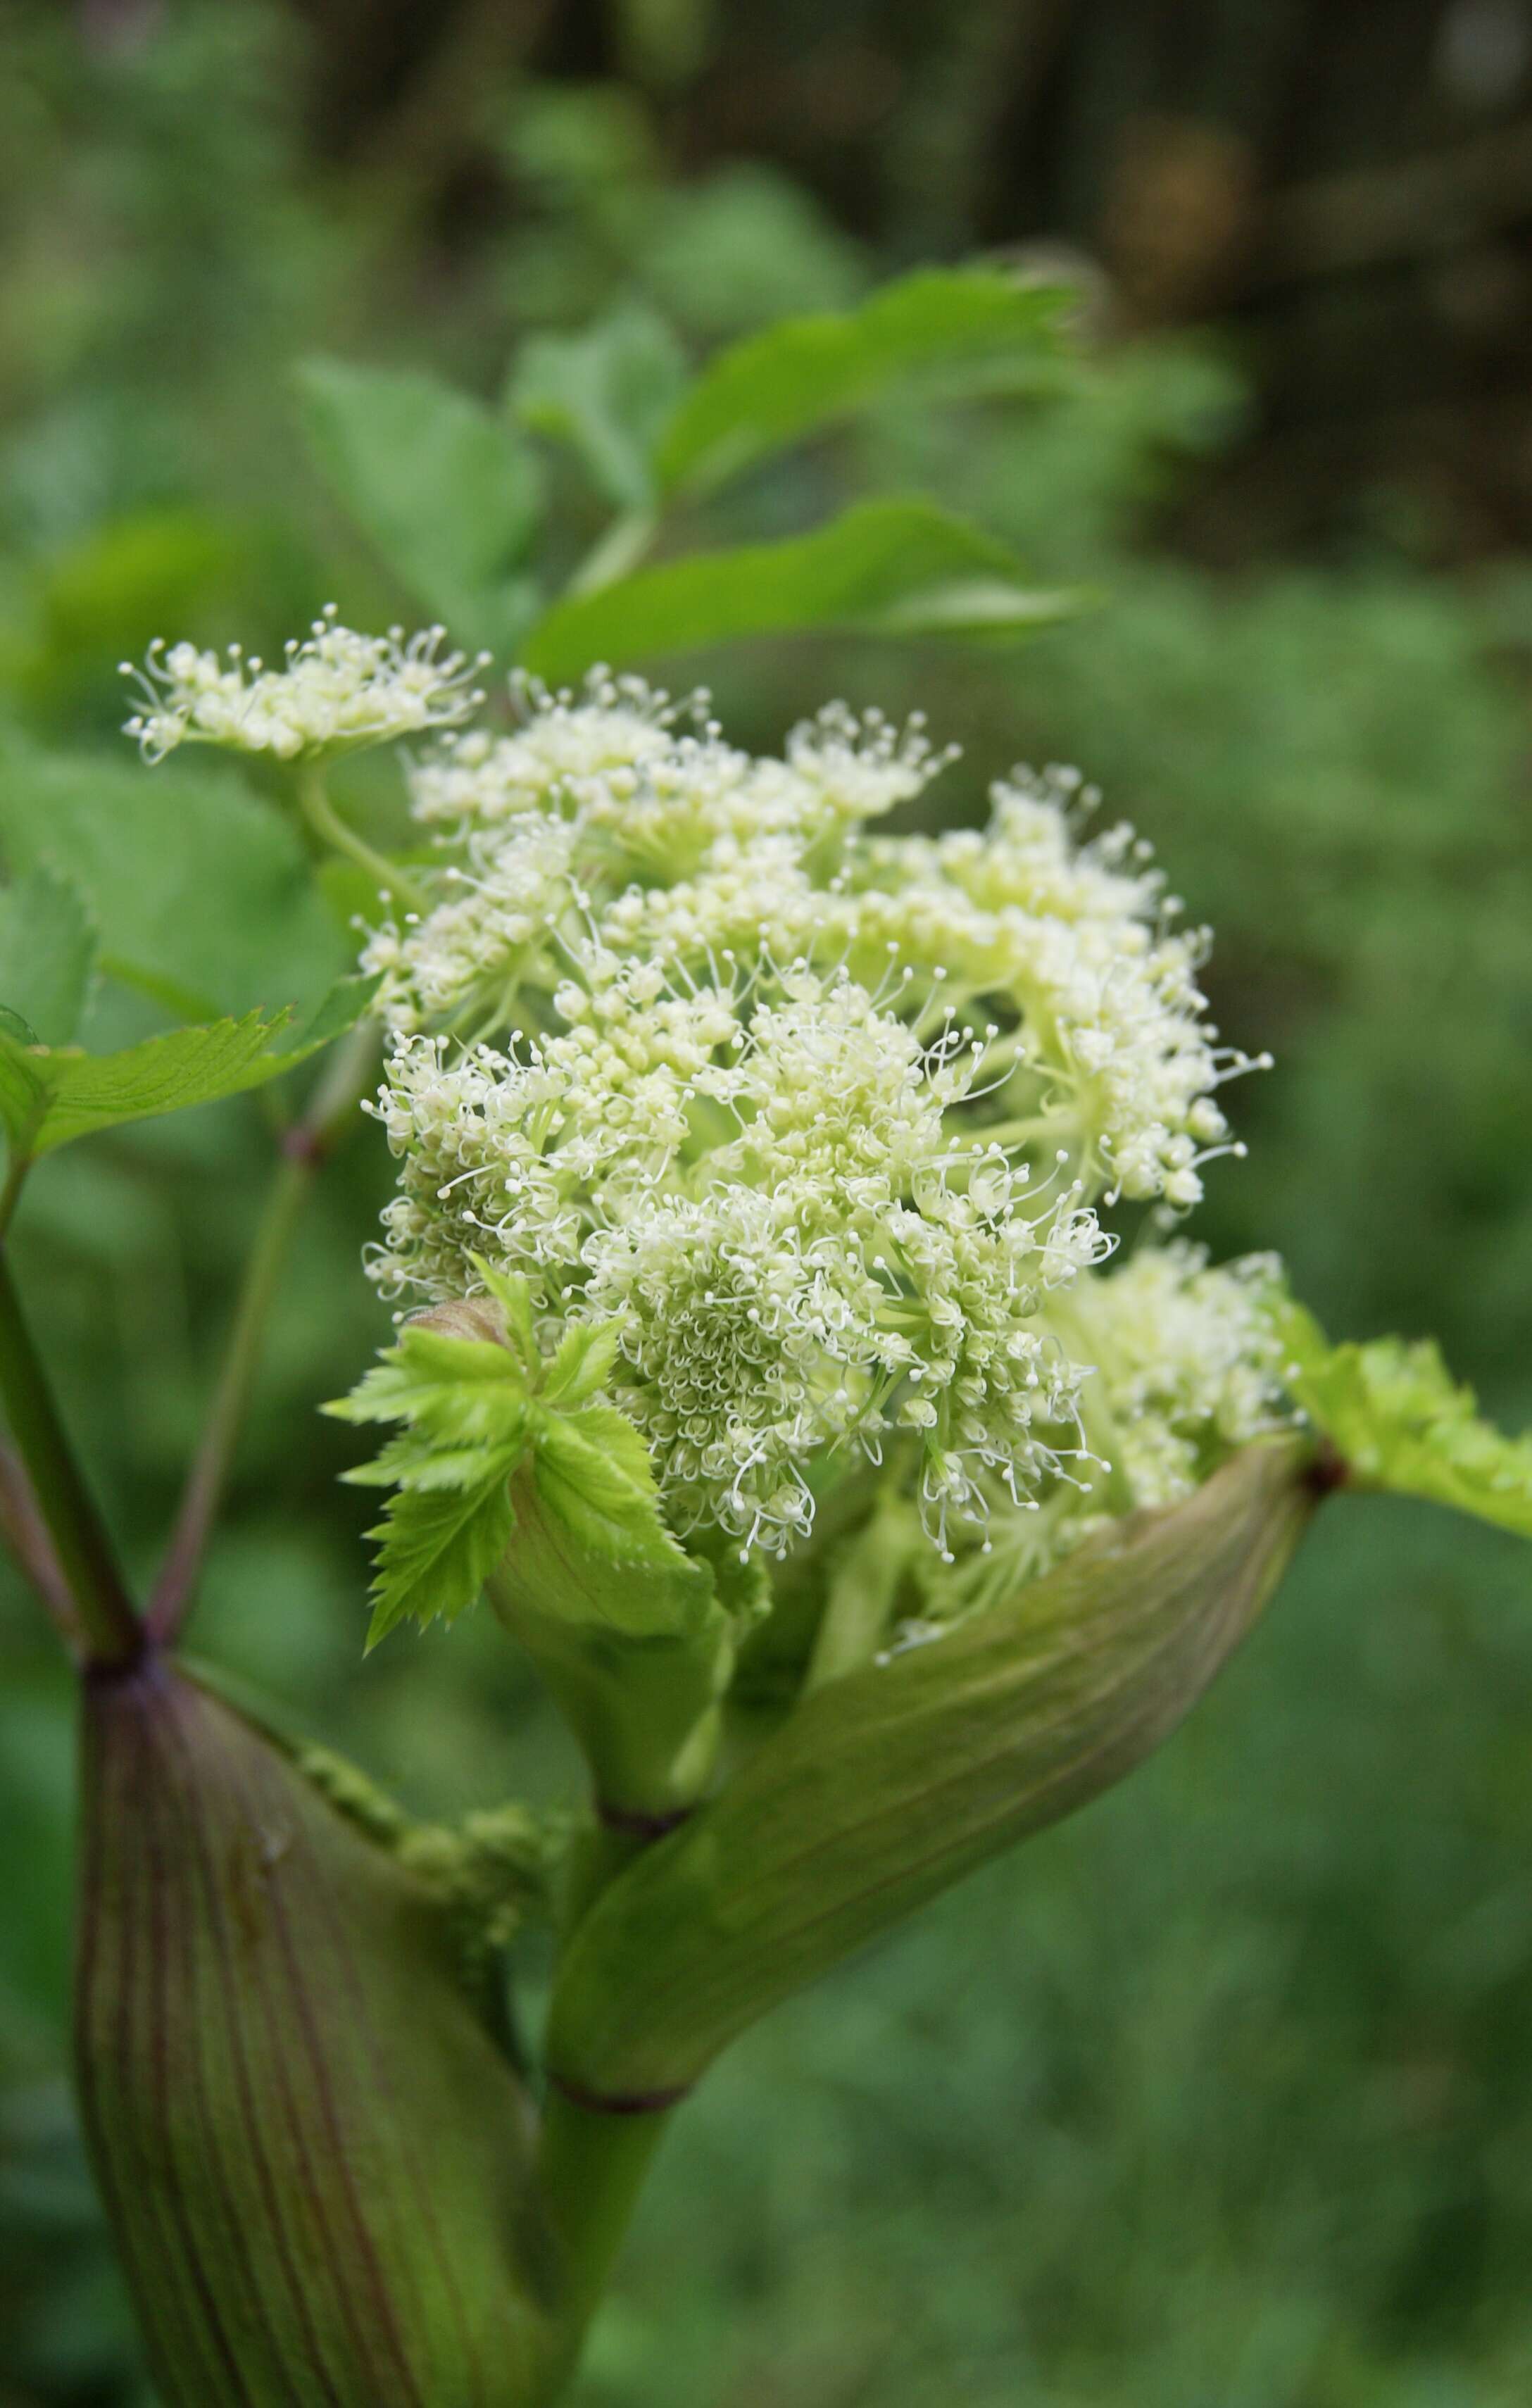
360,670,1282,1564
1058,1243,1287,1512
905,1243,1290,1628
122,608,486,763
370,963,1109,1554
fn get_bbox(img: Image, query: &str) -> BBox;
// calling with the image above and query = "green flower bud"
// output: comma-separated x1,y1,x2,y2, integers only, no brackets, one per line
74,1654,557,2408
546,1438,1318,2106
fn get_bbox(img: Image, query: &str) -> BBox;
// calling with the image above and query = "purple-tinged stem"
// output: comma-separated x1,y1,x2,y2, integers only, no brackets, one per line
0,1436,84,1650
0,1243,141,1668
149,1021,377,1646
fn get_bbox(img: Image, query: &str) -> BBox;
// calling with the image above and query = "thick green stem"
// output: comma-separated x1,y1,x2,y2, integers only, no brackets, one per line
0,1245,139,1667
149,1021,378,1643
486,1552,731,1826
558,1818,654,1936
297,765,429,913
533,2088,672,2400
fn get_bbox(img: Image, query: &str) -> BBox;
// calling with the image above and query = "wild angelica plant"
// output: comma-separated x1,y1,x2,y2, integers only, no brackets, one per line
0,267,1528,2407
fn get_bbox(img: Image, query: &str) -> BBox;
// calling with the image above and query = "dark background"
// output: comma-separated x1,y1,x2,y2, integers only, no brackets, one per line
3,4,1532,2402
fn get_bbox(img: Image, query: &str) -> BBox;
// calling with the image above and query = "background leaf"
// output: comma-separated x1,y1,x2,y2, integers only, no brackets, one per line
296,358,545,653
510,303,690,510
656,266,1071,494
0,736,345,1024
0,870,96,1046
519,498,1088,682
0,978,375,1160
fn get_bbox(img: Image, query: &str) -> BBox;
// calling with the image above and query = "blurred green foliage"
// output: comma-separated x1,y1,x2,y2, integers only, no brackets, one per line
1,4,1530,2404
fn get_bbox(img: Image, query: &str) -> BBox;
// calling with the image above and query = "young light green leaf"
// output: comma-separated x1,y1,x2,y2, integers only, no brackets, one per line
540,1319,626,1409
340,1431,498,1491
0,868,96,1046
510,303,689,510
365,1469,519,1649
332,1286,722,1652
518,498,1089,684
657,266,1072,496
470,1255,539,1369
336,1299,733,1802
529,1402,691,1572
1272,1298,1532,1538
327,1325,532,1449
496,1460,718,1644
0,975,375,1160
331,1320,532,1643
295,358,544,655
0,734,346,1022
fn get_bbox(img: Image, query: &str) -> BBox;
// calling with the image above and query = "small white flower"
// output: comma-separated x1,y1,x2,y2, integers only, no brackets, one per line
123,607,487,763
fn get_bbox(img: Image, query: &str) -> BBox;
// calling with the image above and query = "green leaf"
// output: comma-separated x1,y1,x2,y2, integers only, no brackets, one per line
341,1432,498,1492
330,1327,532,1450
333,1283,736,1803
470,1255,539,1369
657,266,1072,496
1272,1298,1532,1538
501,1452,715,1640
510,303,689,510
0,868,96,1045
277,968,381,1055
540,1319,625,1408
295,358,544,654
0,734,346,1023
530,1402,691,1574
364,1471,519,1648
546,1441,1315,2101
519,498,1089,684
330,1293,708,1645
0,977,376,1160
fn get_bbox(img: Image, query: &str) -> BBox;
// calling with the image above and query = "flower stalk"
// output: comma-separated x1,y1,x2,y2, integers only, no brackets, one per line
298,764,430,913
532,2090,674,2399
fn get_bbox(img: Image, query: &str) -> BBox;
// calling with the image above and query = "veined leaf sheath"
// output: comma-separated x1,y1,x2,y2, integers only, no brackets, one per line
75,1656,556,2408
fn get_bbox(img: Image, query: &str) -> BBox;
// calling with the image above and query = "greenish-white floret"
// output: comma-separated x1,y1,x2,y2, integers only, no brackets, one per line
122,606,486,764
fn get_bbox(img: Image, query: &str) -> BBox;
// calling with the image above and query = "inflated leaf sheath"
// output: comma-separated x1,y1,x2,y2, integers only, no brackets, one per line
548,1440,1316,2102
74,1657,556,2408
